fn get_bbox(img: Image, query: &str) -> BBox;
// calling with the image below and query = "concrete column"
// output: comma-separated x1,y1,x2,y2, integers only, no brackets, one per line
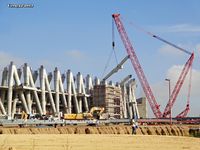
130,79,140,119
40,66,46,114
48,72,53,83
71,74,79,113
61,74,65,83
1,67,8,104
25,91,32,113
120,75,132,118
125,85,130,118
67,70,79,113
7,62,14,119
58,74,68,113
11,97,18,119
27,68,43,115
0,98,6,115
121,85,128,118
67,70,72,113
44,69,56,115
79,73,89,112
24,63,32,113
78,98,82,113
85,74,93,94
94,77,100,85
1,67,8,86
54,67,60,114
13,66,29,114
77,72,82,112
17,68,22,79
32,70,38,83
127,83,133,119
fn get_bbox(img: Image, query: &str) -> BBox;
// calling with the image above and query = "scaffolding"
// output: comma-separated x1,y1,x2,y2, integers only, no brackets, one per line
93,84,122,119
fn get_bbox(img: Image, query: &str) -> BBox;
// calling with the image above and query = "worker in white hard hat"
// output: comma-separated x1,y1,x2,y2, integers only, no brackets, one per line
131,119,138,135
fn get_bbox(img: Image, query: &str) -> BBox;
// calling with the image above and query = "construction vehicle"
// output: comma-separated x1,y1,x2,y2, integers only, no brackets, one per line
64,107,104,120
13,111,29,120
21,111,28,120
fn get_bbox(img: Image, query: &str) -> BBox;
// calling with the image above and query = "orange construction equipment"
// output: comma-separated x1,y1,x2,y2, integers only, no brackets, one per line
64,107,104,120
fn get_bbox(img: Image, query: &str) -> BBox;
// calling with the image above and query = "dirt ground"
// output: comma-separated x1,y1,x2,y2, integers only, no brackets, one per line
0,134,199,150
0,125,191,136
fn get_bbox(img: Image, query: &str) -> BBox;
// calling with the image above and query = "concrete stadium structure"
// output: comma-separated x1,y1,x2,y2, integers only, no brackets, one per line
0,62,146,120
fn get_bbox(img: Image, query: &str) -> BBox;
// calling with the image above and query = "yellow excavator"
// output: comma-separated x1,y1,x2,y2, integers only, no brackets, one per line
64,107,104,120
21,111,28,120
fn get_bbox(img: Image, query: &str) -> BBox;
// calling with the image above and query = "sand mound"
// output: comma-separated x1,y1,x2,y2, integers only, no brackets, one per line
0,125,190,136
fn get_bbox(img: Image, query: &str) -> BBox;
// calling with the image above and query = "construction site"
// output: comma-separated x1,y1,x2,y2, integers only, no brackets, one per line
0,13,199,123
0,1,200,150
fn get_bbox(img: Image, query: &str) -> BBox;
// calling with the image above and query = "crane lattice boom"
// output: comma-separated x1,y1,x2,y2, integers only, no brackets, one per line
176,66,192,118
112,14,162,118
162,53,194,118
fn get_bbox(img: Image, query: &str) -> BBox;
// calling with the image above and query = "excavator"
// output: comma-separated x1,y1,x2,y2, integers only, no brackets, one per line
63,107,105,120
21,111,28,120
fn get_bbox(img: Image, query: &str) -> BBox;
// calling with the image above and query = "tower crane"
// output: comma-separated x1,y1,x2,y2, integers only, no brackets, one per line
112,13,194,118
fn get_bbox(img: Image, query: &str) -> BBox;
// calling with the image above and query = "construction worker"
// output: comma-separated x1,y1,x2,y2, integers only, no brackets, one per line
131,119,138,135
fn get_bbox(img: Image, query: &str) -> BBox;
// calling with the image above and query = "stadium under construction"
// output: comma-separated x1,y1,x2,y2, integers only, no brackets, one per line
0,62,146,121
0,14,199,126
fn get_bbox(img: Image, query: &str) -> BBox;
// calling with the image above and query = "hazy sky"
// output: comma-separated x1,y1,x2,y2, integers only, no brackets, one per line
0,0,200,117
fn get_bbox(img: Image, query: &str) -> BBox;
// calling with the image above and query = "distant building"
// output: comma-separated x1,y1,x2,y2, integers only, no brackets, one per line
136,97,147,118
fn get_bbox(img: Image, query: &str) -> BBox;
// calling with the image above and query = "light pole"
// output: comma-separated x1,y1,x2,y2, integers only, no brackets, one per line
165,78,172,125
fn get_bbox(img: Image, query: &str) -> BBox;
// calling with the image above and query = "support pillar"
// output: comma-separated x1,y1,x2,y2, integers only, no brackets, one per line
40,66,46,114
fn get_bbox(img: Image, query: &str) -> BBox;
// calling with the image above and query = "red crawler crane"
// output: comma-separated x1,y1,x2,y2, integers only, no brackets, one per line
112,13,194,118
163,54,194,118
112,14,162,118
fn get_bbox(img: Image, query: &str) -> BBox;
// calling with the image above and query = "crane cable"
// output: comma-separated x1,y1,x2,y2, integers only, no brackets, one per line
101,18,119,79
112,18,119,64
186,65,192,108
121,17,192,55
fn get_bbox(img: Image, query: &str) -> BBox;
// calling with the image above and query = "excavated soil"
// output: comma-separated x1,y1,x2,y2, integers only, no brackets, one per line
0,125,199,150
0,125,190,136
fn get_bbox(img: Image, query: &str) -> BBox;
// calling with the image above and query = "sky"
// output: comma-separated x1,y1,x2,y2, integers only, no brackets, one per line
0,0,200,117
